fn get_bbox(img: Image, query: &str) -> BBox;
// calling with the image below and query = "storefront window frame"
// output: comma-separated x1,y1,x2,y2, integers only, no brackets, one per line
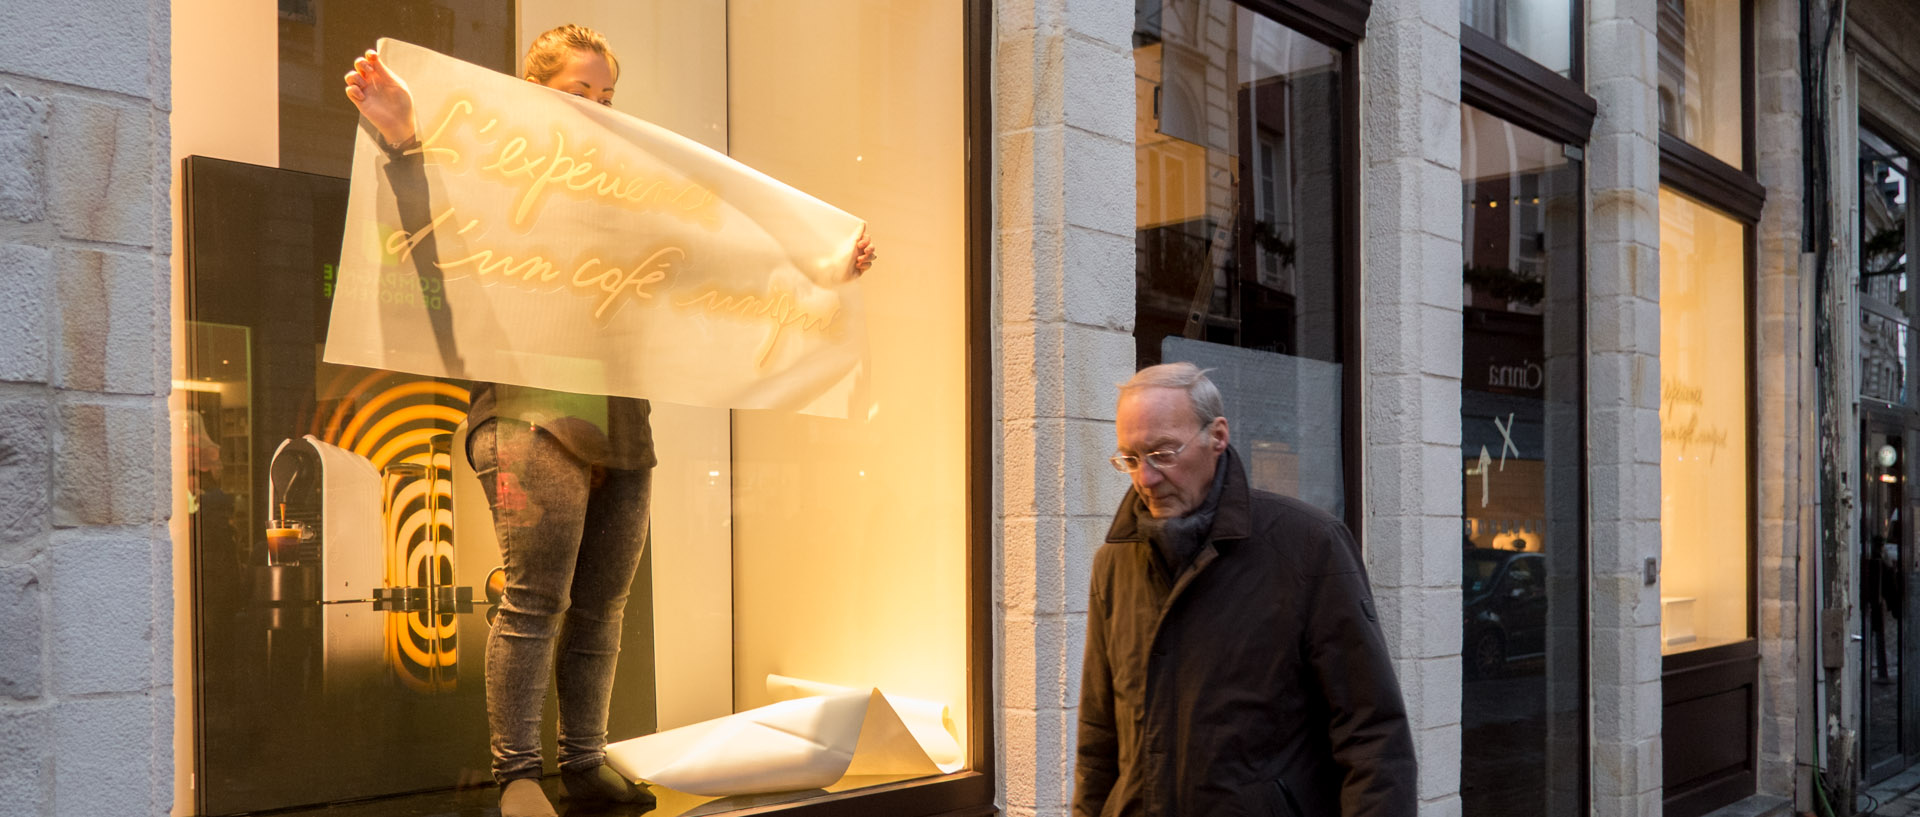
1652,183,1761,817
1452,6,1596,814
1131,0,1371,535
176,2,997,815
1652,4,1761,803
1452,73,1592,817
1239,0,1374,49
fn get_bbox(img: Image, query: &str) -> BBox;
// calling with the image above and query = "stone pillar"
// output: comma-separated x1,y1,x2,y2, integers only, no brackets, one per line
993,1,1138,815
1753,0,1806,801
1586,0,1666,814
1358,0,1464,813
0,1,174,816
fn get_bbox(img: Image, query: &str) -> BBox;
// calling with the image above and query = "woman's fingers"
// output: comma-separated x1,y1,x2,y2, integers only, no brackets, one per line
366,50,399,85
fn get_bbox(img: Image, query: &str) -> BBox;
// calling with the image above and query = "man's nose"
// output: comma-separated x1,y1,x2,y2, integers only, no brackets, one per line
1134,464,1162,489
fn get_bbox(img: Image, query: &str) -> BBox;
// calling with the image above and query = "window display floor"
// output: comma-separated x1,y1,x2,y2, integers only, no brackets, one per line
248,775,919,817
252,776,652,817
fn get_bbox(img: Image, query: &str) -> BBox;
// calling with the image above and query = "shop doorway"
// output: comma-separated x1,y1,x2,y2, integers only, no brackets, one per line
1861,412,1920,783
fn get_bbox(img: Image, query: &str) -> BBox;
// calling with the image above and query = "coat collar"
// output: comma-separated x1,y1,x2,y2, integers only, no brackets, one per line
1105,445,1254,546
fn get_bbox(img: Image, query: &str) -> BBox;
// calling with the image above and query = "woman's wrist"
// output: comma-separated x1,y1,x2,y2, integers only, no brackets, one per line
380,125,418,152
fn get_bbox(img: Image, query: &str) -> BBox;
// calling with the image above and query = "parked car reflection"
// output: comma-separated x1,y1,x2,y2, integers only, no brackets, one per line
1463,549,1547,678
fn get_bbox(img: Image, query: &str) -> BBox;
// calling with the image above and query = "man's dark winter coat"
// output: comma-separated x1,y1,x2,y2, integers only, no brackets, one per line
1073,448,1417,817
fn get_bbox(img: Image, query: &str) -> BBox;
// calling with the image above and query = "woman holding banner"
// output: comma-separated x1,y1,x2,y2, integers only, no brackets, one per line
344,25,876,817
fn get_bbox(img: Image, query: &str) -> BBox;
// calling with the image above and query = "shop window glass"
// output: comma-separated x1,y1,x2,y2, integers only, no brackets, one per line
1134,0,1349,517
177,2,971,814
1458,104,1585,816
1861,129,1912,405
1462,0,1573,76
1657,187,1751,654
1656,0,1743,167
278,0,517,178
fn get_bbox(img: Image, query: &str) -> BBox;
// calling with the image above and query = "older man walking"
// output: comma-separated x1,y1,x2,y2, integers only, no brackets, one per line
1073,362,1417,817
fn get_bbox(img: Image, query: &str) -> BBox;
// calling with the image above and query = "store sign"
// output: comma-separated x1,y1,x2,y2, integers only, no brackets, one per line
325,39,871,417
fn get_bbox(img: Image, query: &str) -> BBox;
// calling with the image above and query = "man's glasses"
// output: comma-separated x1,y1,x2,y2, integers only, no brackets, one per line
1109,425,1205,473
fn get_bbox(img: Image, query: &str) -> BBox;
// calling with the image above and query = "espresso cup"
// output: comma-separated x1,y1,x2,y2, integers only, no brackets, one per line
265,526,302,566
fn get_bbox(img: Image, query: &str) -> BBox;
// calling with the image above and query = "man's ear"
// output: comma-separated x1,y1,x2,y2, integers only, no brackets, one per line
1212,417,1230,451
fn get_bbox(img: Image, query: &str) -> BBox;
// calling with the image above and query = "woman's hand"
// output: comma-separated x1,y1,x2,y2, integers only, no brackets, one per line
850,229,877,279
343,48,417,149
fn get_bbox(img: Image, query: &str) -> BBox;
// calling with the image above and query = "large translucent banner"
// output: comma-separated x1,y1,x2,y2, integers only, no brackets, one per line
326,39,871,417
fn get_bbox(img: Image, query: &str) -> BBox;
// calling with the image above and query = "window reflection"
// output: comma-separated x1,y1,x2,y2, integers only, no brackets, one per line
1656,0,1743,166
278,0,516,178
1462,0,1573,76
1861,425,1907,770
1861,130,1909,311
1133,0,1348,517
1458,104,1584,817
1862,129,1913,407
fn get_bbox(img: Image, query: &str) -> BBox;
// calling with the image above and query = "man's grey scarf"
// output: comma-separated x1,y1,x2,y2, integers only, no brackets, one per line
1136,452,1230,576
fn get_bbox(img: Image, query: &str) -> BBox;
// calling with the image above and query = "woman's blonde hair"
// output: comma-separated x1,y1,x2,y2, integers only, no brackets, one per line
523,24,619,84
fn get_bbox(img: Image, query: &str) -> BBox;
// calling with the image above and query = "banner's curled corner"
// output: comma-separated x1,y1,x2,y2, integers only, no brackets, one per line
603,676,961,796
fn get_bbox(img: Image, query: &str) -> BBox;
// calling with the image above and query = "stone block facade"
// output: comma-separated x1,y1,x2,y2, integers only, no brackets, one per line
994,1,1139,814
0,0,173,815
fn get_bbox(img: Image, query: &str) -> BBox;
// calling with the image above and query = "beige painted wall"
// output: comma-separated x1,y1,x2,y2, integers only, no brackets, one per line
169,2,280,814
728,0,971,759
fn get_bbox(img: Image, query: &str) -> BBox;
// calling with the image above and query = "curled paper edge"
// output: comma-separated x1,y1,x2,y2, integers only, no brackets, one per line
604,676,963,797
605,690,868,796
765,674,964,773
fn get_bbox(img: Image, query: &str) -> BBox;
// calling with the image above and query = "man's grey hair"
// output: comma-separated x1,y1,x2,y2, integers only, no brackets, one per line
1119,362,1224,427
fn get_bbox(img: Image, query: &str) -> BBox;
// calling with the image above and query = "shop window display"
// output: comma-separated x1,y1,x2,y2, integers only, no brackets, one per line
177,3,971,815
1456,104,1584,817
1657,187,1750,655
1133,0,1351,519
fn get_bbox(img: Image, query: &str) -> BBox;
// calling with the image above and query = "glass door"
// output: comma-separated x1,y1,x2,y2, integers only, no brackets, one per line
1862,413,1913,782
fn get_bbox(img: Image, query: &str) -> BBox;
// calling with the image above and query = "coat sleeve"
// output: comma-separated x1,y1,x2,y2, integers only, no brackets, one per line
1072,553,1119,817
367,118,467,374
1303,520,1419,817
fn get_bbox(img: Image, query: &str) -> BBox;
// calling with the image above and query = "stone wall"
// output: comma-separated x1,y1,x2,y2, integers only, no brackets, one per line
993,1,1138,814
1754,0,1808,802
1358,0,1466,813
0,1,174,816
1584,0,1667,814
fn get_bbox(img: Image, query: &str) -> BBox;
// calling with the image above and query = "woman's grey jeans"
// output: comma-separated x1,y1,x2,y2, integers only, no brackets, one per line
468,418,651,784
